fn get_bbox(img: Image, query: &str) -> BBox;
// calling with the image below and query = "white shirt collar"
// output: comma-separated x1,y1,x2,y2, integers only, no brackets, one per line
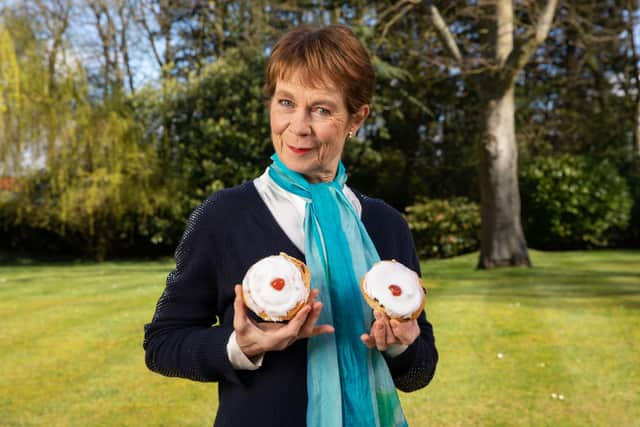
253,168,362,253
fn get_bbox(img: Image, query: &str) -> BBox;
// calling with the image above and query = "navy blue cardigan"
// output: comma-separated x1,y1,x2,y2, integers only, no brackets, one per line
143,181,437,427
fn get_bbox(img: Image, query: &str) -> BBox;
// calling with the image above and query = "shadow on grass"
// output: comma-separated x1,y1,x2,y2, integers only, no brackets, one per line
428,251,640,308
0,251,174,273
0,251,173,266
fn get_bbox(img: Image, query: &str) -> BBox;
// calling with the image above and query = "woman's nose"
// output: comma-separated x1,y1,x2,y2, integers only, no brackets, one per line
288,110,312,136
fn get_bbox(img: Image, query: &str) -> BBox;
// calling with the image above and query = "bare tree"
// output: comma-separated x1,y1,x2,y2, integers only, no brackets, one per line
429,0,559,268
627,0,640,157
116,0,135,93
85,0,136,94
374,1,554,268
31,0,73,94
134,0,179,80
89,0,120,92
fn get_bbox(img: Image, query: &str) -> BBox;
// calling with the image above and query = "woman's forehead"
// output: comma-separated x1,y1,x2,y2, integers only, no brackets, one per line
275,75,342,101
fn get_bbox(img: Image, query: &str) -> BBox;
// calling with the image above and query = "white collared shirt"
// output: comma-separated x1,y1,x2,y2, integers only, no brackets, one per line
227,169,406,370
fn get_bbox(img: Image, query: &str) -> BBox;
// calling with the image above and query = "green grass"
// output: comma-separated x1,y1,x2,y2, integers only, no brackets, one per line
0,250,638,426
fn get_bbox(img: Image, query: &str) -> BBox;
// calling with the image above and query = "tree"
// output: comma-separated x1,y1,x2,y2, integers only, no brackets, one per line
0,12,50,177
413,0,559,268
0,9,160,260
514,3,632,160
5,0,636,258
85,0,136,94
29,0,72,94
624,0,640,157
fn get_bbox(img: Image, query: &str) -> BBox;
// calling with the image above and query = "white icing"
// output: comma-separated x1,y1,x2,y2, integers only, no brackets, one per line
363,260,423,319
242,255,309,321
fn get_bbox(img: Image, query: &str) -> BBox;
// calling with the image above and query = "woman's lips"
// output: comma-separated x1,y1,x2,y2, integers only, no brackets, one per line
288,145,313,155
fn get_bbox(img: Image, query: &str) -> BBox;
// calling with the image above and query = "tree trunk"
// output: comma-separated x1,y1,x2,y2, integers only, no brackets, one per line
635,97,640,157
424,0,557,268
477,85,531,269
628,0,640,157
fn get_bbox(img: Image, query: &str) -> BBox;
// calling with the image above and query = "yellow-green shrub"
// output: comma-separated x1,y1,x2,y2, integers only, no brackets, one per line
405,197,480,258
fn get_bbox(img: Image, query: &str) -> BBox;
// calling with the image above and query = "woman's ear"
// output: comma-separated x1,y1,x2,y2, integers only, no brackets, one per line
350,104,370,135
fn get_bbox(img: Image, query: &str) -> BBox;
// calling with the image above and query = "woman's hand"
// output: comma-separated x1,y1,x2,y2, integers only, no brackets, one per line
233,285,334,359
360,310,420,352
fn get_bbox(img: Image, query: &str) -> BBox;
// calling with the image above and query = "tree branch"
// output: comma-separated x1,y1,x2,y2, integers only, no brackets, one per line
502,0,559,86
424,1,463,66
373,1,419,50
379,3,416,43
136,3,163,69
117,0,135,94
378,0,418,23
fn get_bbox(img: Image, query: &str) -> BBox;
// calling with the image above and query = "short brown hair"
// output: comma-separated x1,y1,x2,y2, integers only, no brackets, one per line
265,25,375,115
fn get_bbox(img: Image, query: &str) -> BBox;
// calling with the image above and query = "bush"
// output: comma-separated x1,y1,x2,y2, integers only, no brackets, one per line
405,197,480,258
619,157,640,247
519,154,632,249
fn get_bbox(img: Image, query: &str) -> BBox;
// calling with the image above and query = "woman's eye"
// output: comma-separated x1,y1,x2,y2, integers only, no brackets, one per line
314,107,331,115
278,99,293,107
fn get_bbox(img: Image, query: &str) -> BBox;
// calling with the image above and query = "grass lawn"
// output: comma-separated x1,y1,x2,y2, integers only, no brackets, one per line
0,250,638,426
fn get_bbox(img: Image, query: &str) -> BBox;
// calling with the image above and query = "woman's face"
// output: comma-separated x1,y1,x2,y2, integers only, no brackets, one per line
269,75,368,183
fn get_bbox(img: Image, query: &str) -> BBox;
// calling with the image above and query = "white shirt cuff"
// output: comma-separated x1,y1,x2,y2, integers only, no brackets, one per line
384,344,409,358
226,331,264,370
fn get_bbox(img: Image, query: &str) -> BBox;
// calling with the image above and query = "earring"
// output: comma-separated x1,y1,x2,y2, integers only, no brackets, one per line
348,131,353,139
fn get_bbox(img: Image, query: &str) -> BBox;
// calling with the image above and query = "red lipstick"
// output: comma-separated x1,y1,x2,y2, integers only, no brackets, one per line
288,145,313,155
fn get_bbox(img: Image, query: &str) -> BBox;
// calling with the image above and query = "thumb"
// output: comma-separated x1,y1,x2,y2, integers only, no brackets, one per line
233,284,249,331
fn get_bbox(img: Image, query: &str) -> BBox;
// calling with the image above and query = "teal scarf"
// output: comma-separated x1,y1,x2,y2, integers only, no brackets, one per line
268,154,407,427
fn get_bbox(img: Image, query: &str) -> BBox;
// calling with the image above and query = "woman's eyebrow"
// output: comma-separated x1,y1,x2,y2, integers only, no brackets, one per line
312,99,338,109
274,90,339,109
275,89,295,99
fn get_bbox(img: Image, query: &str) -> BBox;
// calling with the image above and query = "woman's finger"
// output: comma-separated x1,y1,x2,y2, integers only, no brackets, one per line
377,312,398,345
311,324,335,337
360,333,376,349
373,311,398,344
372,319,387,351
299,301,323,337
307,288,320,305
305,300,334,337
233,284,269,357
278,304,311,340
233,285,249,332
390,318,420,345
299,289,334,338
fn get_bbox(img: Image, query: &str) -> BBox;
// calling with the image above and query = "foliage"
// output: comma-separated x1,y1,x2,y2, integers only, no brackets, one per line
0,23,162,260
346,18,481,209
405,197,480,259
619,157,640,247
0,23,46,176
519,155,633,249
2,2,640,259
134,47,272,212
517,3,635,165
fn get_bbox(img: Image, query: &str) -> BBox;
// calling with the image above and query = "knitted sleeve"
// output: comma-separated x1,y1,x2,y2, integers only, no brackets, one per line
359,195,439,392
385,311,438,392
143,195,242,384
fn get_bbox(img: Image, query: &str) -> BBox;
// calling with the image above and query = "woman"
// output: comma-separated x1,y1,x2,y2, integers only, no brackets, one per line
144,25,437,427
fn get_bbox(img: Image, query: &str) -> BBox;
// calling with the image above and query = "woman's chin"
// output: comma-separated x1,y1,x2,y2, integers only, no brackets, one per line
280,156,316,177
277,152,337,183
